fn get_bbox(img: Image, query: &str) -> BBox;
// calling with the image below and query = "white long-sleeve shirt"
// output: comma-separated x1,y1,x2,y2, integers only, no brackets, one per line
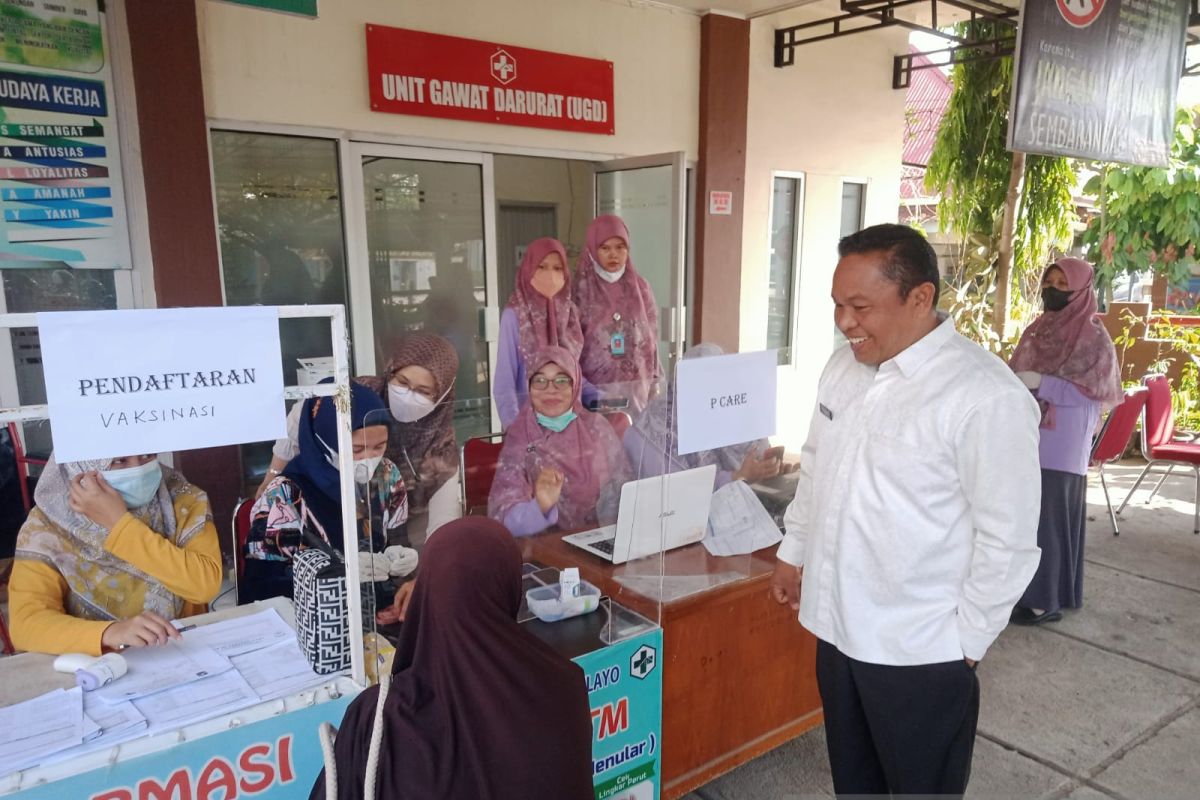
778,316,1042,665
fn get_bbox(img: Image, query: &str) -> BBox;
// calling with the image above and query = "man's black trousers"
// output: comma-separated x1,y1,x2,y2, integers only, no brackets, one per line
816,638,980,797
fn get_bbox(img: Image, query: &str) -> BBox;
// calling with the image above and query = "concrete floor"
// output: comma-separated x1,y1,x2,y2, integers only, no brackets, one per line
686,461,1200,800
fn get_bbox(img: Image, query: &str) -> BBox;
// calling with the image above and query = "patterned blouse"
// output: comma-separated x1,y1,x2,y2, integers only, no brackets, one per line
245,459,409,562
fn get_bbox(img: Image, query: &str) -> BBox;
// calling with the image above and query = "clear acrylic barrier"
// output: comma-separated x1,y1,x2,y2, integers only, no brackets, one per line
508,343,791,645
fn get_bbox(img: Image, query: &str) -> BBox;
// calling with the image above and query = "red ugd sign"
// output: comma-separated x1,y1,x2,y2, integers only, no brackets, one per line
366,25,615,135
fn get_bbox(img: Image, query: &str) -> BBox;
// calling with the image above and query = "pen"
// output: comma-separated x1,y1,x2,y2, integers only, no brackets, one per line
175,624,196,633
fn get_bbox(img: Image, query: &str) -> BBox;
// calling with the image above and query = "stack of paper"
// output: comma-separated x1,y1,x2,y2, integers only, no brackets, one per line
231,639,331,701
702,479,784,557
91,639,233,704
1,608,339,776
133,670,261,734
181,608,295,657
30,695,150,770
0,688,86,776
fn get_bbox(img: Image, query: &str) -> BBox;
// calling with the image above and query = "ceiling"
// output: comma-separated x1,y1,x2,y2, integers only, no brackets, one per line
609,0,1021,21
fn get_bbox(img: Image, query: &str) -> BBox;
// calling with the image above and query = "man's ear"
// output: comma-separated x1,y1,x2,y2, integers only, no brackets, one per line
907,281,936,311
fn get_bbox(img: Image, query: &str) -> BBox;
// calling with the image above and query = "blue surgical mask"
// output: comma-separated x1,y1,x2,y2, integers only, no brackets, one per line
102,459,163,508
536,409,578,433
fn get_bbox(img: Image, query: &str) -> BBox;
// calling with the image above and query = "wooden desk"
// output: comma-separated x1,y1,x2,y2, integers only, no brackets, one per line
522,534,822,799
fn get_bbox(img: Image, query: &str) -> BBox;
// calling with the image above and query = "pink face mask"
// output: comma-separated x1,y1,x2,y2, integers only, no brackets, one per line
531,268,565,299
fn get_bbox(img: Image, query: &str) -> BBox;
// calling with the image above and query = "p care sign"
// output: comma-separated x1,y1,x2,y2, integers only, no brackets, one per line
39,307,286,463
675,350,777,456
366,25,615,135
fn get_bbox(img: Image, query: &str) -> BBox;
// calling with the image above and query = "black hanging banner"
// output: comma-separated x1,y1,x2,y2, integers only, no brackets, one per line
1008,0,1189,166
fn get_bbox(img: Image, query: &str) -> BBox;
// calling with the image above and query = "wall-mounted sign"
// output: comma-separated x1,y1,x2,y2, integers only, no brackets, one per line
366,25,615,135
708,190,733,215
39,307,285,463
0,0,133,269
1008,0,1189,167
219,0,317,16
675,350,777,456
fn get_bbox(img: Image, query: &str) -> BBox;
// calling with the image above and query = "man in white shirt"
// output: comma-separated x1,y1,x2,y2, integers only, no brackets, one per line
770,224,1042,796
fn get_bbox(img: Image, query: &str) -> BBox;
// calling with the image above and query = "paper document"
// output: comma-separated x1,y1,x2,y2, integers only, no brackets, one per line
231,639,335,701
703,479,784,557
92,639,232,703
133,670,260,734
84,692,148,742
32,697,150,770
0,688,85,776
181,607,295,657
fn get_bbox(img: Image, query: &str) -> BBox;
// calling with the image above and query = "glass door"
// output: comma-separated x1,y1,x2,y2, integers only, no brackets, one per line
344,144,499,441
593,152,687,375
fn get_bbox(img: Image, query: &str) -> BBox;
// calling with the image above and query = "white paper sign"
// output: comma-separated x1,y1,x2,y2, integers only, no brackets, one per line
708,190,733,215
675,349,776,455
39,307,286,462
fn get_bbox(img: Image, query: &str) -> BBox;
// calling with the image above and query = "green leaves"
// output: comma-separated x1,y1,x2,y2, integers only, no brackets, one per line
1082,106,1200,293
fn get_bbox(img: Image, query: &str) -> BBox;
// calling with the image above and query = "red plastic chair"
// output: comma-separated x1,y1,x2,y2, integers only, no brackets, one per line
7,422,48,512
603,410,633,440
1089,387,1148,535
231,497,254,604
460,433,504,516
1117,374,1200,534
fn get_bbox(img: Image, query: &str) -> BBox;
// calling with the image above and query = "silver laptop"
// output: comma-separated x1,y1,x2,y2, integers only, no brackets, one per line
562,465,717,565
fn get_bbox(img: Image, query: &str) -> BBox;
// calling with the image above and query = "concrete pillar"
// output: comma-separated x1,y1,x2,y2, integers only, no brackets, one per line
693,13,750,351
125,0,239,556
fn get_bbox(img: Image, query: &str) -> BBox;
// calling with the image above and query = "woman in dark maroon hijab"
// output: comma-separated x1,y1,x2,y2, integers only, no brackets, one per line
310,517,593,800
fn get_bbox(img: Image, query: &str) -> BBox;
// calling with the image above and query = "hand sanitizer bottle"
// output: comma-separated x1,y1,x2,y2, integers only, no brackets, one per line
560,567,581,600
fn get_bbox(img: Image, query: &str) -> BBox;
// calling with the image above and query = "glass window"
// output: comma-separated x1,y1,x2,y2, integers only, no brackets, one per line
360,157,491,440
839,181,867,239
211,130,350,482
767,175,802,364
2,268,118,467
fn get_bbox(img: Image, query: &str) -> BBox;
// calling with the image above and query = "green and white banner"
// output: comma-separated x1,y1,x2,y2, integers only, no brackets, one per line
0,0,132,269
219,0,318,17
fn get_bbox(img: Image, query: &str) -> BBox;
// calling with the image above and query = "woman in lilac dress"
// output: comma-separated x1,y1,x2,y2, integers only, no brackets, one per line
1009,257,1122,625
488,346,631,537
571,215,663,415
494,237,592,429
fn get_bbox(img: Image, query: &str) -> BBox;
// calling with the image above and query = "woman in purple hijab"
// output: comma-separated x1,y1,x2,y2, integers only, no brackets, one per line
571,215,663,415
488,345,632,536
1008,257,1121,626
494,237,591,429
309,517,593,800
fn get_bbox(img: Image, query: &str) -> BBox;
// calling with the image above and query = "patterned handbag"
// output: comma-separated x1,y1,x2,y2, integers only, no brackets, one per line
293,546,352,675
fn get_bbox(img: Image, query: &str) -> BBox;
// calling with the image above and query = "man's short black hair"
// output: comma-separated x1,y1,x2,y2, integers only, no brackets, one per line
837,223,941,306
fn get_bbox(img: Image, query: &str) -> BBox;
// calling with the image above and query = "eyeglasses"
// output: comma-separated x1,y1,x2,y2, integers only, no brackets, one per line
530,375,573,391
393,376,437,401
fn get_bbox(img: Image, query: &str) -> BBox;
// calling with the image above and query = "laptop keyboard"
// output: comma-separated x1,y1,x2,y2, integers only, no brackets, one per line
591,538,616,555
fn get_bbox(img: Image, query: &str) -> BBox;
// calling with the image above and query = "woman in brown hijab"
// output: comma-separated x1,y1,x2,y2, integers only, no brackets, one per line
261,333,462,544
310,517,593,800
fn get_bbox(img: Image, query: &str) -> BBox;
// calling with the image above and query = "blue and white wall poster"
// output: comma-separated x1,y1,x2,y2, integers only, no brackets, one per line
0,0,132,269
1008,0,1190,167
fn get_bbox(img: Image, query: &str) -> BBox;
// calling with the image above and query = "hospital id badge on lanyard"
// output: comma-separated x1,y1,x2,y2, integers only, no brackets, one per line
610,312,626,357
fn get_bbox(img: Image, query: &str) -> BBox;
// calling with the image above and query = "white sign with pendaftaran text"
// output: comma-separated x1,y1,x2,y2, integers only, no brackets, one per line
39,307,286,463
675,349,776,456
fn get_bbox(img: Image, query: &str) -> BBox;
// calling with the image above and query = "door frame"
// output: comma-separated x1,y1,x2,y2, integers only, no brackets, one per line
205,121,693,427
341,142,498,387
593,151,689,367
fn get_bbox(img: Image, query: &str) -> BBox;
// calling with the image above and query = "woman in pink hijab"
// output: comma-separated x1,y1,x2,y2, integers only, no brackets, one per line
1008,257,1122,626
494,237,593,429
571,215,663,415
488,345,631,537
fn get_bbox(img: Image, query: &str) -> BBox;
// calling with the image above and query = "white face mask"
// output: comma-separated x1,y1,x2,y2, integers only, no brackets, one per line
101,459,162,508
592,256,625,284
354,455,384,485
388,385,436,423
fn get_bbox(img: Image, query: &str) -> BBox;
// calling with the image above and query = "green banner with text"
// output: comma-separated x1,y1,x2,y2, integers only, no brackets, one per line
221,0,317,17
